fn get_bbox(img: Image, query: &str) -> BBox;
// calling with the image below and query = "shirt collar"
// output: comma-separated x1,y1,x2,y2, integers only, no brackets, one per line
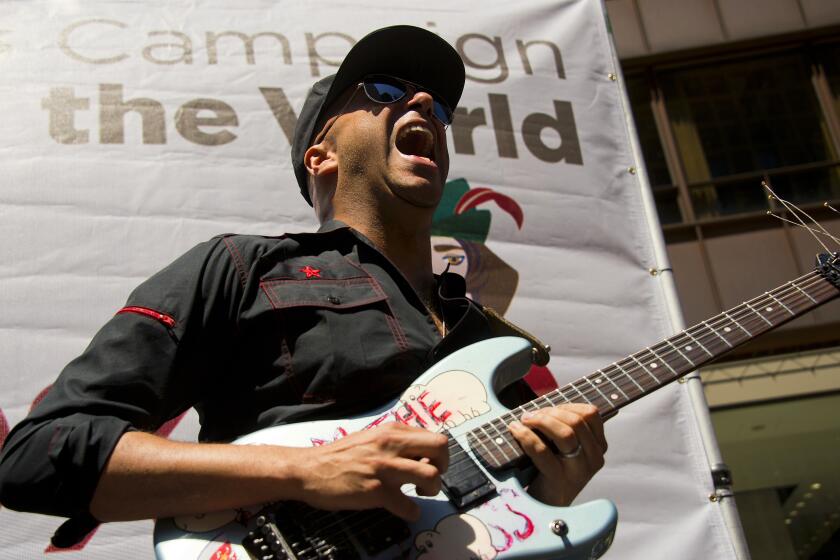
316,219,351,234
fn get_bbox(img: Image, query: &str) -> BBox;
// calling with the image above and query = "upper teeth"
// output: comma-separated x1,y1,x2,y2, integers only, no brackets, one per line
397,124,434,158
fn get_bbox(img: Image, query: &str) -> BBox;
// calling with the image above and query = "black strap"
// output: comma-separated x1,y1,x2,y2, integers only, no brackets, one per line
50,512,99,548
481,306,551,366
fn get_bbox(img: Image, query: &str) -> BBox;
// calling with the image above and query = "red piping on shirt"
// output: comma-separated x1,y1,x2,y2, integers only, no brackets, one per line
116,306,176,328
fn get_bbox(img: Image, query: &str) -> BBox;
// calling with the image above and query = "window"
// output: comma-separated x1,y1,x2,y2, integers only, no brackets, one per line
625,45,840,224
625,75,682,224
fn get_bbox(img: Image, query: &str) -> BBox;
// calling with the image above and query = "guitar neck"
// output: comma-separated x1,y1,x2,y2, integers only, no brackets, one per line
547,269,838,414
468,264,840,471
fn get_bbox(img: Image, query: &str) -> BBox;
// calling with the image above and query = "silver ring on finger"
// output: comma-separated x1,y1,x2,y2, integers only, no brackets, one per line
559,442,583,459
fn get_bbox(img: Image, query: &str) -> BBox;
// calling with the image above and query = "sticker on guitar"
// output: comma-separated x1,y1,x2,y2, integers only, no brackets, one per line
310,370,492,446
415,489,536,559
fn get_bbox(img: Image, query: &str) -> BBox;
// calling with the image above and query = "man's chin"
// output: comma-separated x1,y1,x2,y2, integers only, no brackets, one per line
388,179,444,209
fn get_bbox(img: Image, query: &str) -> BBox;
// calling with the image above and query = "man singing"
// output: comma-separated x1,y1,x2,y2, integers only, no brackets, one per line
0,25,607,549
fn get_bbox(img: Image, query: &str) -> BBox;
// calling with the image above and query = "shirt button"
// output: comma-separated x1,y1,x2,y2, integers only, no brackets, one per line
327,295,341,305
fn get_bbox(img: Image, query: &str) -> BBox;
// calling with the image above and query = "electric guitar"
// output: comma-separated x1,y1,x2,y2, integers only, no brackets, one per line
154,253,840,560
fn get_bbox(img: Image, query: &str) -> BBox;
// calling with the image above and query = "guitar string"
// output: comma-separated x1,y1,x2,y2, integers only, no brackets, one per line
268,434,478,545
291,272,838,533
337,272,837,536
266,506,409,556
379,271,837,470
465,271,838,463
246,271,839,543
476,272,840,451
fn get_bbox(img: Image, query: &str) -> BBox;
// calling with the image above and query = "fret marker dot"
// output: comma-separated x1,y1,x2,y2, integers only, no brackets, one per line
765,306,773,312
724,327,732,332
650,362,658,368
495,437,504,445
595,378,603,384
610,394,619,400
685,345,693,351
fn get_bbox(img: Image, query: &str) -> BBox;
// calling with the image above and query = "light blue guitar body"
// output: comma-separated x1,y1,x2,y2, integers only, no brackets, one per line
154,337,617,560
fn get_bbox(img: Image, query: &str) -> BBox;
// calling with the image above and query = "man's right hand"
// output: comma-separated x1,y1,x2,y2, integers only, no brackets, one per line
90,424,448,523
291,423,449,521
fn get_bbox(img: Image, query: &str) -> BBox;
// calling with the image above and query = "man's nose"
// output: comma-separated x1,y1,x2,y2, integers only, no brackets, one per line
404,89,436,120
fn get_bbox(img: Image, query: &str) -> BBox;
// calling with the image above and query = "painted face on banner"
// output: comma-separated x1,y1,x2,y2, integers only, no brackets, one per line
431,179,523,315
431,235,469,279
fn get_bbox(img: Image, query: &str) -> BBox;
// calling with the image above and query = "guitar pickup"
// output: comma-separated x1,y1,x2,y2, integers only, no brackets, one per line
440,437,497,510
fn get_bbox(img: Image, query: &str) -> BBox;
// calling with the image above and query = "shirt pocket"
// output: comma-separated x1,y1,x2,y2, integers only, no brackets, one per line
260,276,409,405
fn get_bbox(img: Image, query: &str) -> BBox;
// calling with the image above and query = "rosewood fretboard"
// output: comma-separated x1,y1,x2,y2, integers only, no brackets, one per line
467,257,840,471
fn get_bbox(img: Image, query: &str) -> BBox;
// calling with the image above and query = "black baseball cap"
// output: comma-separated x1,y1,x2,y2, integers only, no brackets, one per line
291,25,466,205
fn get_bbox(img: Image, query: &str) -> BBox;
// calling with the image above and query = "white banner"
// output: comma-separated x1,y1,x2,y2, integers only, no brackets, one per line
0,1,736,558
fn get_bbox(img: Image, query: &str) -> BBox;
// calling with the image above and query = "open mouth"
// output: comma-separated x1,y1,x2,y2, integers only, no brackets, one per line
395,124,435,163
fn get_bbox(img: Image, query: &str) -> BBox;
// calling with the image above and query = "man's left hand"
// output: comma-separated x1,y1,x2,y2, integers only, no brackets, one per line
508,403,608,506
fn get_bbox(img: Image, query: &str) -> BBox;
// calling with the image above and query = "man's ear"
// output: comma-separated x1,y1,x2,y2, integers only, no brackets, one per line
304,141,338,180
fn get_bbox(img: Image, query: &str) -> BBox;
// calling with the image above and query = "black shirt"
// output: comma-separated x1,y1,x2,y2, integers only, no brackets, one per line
0,220,533,522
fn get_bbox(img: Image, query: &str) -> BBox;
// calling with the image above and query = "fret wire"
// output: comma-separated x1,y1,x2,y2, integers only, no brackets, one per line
478,424,511,462
781,282,821,310
532,396,550,410
683,328,715,357
793,281,818,303
627,354,662,384
677,330,715,366
712,274,822,340
554,388,573,404
539,389,570,412
744,301,773,326
723,311,752,336
808,284,836,303
469,428,497,465
665,313,747,371
583,376,616,409
547,389,572,406
770,272,820,302
497,406,524,429
593,369,634,399
492,276,832,442
688,275,827,356
540,276,832,429
568,381,594,405
812,278,839,299
766,305,792,325
744,309,777,332
688,274,829,357
459,272,839,471
703,320,734,346
669,276,822,387
489,417,522,456
657,325,715,374
621,356,653,391
665,338,695,367
480,275,837,462
766,291,795,316
605,363,632,400
646,345,679,378
489,418,522,456
578,378,612,405
737,317,767,339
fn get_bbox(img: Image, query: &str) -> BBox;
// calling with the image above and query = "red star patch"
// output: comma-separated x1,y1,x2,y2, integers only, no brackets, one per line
300,265,321,278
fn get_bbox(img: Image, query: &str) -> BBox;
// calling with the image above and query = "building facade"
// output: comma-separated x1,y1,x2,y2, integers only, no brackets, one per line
606,1,840,558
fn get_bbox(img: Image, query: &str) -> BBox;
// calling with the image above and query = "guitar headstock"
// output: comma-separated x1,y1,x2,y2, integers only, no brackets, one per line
817,253,840,289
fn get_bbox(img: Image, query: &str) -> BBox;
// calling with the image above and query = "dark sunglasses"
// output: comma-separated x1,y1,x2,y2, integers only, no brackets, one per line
361,75,454,126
